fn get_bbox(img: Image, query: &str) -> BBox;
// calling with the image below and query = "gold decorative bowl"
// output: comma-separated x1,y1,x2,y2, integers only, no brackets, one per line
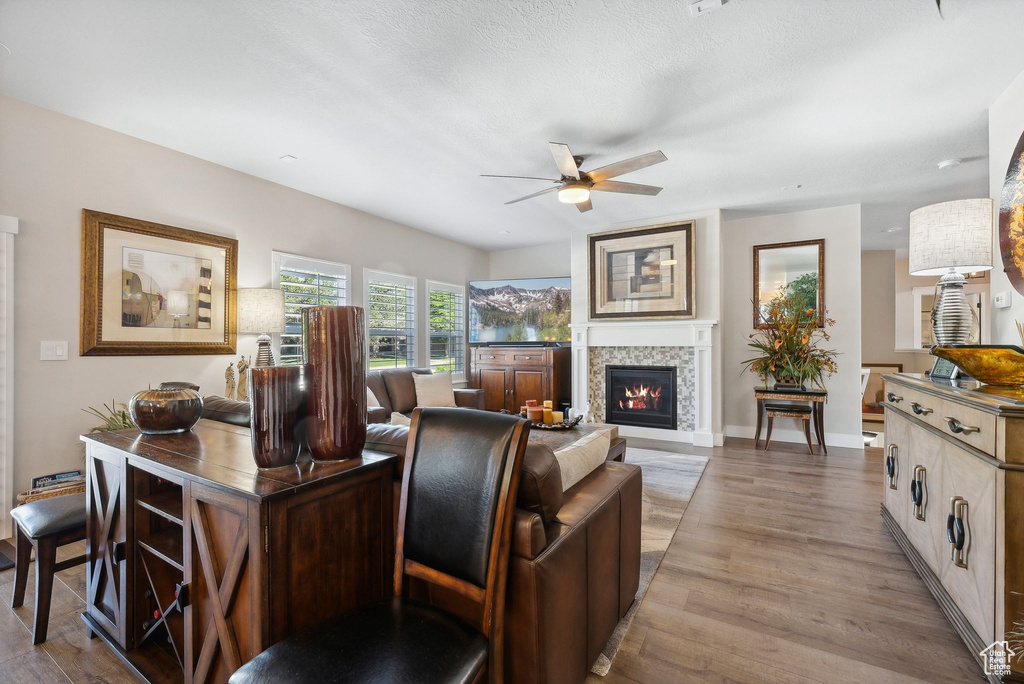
932,345,1024,387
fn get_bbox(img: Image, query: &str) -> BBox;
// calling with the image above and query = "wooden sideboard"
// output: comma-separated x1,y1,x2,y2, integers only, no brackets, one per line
470,345,571,413
82,419,394,684
882,374,1024,683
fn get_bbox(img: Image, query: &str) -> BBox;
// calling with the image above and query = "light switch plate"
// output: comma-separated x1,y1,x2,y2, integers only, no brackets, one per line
40,340,69,361
994,291,1011,309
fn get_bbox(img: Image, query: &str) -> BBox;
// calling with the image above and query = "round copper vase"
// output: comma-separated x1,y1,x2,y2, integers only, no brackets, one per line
129,388,204,434
249,365,308,469
303,306,367,460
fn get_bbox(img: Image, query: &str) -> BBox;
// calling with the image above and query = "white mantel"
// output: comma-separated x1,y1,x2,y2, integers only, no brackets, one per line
571,319,718,447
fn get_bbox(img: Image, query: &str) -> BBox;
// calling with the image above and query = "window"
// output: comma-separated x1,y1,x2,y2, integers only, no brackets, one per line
273,252,349,365
427,281,465,380
365,270,416,369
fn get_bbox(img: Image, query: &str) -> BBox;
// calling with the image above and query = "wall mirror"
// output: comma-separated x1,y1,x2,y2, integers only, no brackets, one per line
753,239,825,328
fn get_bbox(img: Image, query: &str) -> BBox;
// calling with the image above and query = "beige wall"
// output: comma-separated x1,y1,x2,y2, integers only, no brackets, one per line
862,251,933,373
723,205,863,448
488,241,570,280
0,95,489,499
990,69,1024,343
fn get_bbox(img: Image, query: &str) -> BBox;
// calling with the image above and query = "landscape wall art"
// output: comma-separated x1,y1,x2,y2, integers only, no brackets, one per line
469,277,571,343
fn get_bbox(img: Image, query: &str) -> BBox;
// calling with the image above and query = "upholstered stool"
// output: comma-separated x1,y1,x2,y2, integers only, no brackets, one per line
764,403,815,454
10,492,88,644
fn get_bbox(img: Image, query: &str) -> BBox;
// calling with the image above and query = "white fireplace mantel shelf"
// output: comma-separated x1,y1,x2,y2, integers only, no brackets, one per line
570,318,718,447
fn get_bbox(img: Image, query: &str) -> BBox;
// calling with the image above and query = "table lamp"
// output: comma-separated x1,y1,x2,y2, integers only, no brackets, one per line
908,199,994,345
237,288,286,366
165,290,190,328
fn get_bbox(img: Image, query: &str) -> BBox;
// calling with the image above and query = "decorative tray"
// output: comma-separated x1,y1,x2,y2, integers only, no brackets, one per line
932,345,1024,387
530,415,584,430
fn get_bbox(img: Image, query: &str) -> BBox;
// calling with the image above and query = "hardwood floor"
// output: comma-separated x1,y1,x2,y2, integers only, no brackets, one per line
597,437,983,684
0,438,982,683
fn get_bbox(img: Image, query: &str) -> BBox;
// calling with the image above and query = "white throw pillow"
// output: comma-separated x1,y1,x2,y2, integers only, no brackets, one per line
412,372,457,408
554,429,611,491
367,387,381,408
390,412,411,426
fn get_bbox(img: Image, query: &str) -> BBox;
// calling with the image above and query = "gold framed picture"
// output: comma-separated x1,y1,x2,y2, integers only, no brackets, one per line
589,221,695,320
80,210,237,356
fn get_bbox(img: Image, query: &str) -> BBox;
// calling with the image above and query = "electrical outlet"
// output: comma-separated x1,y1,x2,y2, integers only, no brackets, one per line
40,340,68,361
994,291,1012,309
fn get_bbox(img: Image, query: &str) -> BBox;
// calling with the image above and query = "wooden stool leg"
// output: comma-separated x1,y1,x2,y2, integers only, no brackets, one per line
32,537,57,645
764,416,774,451
11,525,31,608
803,417,813,455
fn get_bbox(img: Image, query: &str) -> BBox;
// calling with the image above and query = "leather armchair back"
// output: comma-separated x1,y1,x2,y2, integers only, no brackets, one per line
402,407,524,588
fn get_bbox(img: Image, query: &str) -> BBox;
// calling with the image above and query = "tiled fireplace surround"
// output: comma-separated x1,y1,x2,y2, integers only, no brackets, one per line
571,321,717,446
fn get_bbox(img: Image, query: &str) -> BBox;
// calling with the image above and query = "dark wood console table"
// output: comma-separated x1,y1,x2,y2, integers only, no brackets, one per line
753,386,828,453
81,419,394,684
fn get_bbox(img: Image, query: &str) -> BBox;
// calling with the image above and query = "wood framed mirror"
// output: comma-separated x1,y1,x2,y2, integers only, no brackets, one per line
753,239,825,328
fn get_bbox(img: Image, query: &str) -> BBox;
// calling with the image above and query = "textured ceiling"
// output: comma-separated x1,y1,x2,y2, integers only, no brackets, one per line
1,0,1022,251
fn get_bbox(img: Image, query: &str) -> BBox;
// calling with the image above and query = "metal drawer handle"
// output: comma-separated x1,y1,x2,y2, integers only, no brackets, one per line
947,496,968,569
523,356,532,360
911,465,926,520
885,444,897,490
944,417,979,435
886,392,903,403
910,402,932,416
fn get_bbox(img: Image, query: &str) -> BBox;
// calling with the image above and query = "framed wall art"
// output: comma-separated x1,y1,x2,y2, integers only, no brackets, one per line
589,221,695,320
999,126,1024,295
862,362,902,422
80,209,238,356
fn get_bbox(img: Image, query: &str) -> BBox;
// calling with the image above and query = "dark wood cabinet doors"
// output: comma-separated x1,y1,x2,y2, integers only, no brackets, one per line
85,445,131,646
470,346,571,413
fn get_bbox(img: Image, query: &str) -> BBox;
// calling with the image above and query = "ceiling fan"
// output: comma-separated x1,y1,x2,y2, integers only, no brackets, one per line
482,142,667,213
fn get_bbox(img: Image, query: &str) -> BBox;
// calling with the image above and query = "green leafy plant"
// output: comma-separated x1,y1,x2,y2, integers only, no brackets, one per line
83,401,135,433
743,295,838,389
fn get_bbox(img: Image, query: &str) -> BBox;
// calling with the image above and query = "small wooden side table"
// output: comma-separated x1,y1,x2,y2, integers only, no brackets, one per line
754,387,828,454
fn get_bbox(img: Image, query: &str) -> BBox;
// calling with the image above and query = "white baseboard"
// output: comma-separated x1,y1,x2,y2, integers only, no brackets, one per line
724,425,864,450
616,425,694,443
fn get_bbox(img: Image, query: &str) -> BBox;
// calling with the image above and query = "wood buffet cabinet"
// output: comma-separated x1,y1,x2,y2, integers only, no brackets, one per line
470,345,571,413
882,374,1024,683
82,419,394,684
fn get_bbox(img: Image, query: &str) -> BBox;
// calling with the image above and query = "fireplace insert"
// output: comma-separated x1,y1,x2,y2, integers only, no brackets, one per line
605,365,677,430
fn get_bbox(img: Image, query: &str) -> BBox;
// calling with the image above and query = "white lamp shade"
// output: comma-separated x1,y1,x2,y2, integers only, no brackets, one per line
237,288,286,334
908,199,994,276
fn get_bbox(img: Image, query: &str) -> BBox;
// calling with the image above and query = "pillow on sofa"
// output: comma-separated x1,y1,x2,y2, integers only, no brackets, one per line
390,412,411,426
412,372,457,408
367,387,381,407
554,428,611,491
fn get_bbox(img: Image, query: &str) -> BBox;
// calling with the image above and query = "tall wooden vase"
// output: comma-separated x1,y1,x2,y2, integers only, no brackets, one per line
303,306,367,460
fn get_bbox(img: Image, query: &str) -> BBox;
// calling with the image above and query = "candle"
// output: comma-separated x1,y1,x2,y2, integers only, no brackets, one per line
543,400,553,409
520,406,528,417
525,400,538,407
551,410,563,423
543,408,553,424
527,407,545,423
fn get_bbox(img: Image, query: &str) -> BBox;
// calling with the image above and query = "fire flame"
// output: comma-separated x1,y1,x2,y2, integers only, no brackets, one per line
618,383,662,411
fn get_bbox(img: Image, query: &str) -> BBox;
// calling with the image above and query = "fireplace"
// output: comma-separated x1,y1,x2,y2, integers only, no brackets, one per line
605,365,677,430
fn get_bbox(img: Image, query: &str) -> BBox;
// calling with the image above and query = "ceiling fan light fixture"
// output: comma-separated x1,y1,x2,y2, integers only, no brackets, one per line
558,182,591,204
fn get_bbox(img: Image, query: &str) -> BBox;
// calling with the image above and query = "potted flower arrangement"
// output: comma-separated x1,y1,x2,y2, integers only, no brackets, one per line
743,295,838,389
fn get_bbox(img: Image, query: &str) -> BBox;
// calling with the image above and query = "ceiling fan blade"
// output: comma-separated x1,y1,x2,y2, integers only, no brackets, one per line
586,150,667,182
504,186,560,205
549,142,580,180
591,180,663,196
576,197,593,213
481,174,561,183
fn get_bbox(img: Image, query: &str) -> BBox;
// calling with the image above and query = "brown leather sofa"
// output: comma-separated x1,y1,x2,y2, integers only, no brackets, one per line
366,422,641,684
366,367,485,423
201,395,641,684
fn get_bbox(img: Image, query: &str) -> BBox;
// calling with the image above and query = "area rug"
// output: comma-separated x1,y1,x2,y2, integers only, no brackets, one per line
590,448,710,676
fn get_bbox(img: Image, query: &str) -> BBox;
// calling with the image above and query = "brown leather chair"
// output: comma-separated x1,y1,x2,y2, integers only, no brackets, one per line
367,367,485,423
229,408,530,684
367,423,642,684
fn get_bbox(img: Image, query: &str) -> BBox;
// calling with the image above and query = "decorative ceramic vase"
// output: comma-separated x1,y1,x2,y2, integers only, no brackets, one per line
129,388,203,434
303,306,367,460
249,365,308,469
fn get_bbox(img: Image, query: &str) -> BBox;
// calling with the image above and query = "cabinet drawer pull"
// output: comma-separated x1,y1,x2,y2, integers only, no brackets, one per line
488,355,496,359
885,444,898,490
944,417,979,435
886,392,903,404
911,465,926,520
910,402,932,416
523,356,532,360
111,540,126,565
948,496,969,569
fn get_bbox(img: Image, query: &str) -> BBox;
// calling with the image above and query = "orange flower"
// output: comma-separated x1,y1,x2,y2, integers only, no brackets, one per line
774,339,783,349
801,334,809,345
